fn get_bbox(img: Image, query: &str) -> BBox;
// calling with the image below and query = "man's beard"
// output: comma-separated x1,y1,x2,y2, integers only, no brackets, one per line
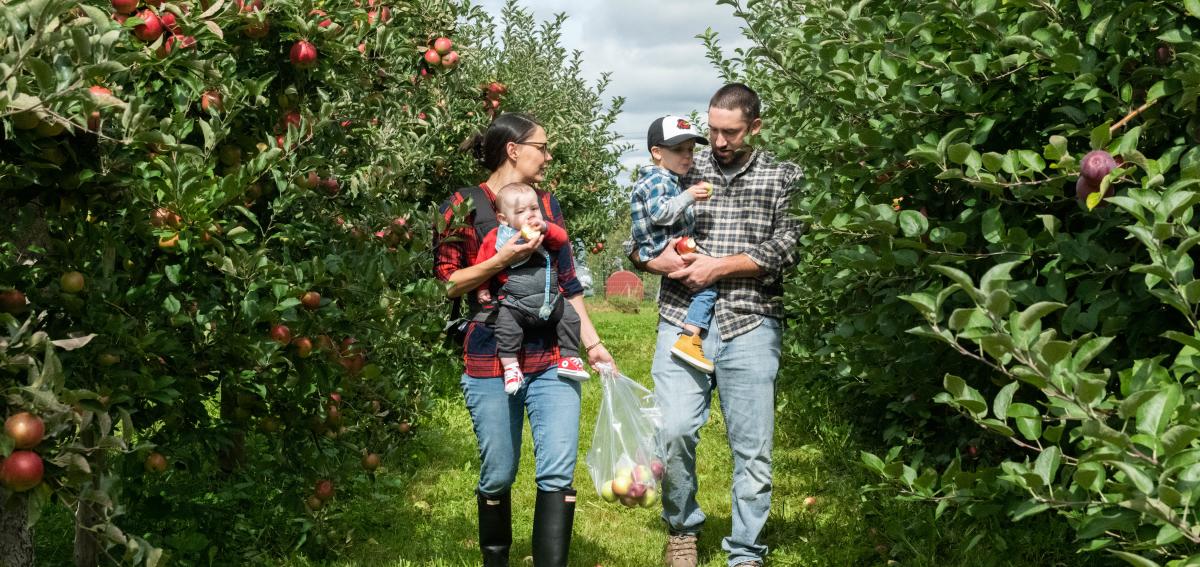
714,147,749,167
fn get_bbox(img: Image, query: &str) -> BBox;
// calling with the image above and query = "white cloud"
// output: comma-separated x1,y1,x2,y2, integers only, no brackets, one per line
473,0,753,183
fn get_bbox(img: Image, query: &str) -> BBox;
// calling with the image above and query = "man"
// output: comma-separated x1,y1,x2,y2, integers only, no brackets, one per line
627,83,803,567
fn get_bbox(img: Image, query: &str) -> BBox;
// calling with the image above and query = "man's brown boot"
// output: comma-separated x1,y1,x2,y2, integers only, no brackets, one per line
664,533,698,567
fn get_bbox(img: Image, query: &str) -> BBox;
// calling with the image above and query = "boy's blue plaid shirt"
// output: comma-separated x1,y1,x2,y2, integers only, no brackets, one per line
628,164,693,263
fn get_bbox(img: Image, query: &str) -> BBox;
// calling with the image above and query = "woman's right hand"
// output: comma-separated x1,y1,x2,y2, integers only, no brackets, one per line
495,231,543,266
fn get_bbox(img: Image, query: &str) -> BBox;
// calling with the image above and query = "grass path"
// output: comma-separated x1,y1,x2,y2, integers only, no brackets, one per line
291,300,1092,567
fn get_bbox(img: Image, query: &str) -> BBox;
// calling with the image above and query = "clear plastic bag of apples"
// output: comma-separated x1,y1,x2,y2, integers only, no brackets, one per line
586,364,665,508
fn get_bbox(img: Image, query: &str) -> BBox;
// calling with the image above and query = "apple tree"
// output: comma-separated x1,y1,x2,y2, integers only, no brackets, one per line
0,0,626,563
707,0,1200,563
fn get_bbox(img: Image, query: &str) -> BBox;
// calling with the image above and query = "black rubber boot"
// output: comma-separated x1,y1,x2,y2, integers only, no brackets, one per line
477,489,512,567
531,488,576,567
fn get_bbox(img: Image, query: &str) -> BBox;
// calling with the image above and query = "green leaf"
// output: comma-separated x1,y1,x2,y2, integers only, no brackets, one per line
860,451,885,473
1083,419,1132,448
1137,383,1182,437
1091,122,1112,150
1010,500,1051,521
1018,302,1065,331
1186,0,1200,19
948,142,972,164
1108,550,1161,567
1045,135,1068,160
981,207,1004,243
163,295,181,315
898,210,929,237
980,260,1023,294
1109,461,1155,494
1033,446,1061,486
1073,336,1113,371
932,265,980,300
1120,389,1159,420
1161,425,1200,454
1009,403,1043,440
900,292,937,316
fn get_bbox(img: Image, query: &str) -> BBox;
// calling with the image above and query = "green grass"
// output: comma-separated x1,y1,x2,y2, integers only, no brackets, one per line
287,299,1099,566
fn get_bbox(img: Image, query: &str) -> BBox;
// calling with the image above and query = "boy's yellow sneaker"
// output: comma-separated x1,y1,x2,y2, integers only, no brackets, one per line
670,333,714,373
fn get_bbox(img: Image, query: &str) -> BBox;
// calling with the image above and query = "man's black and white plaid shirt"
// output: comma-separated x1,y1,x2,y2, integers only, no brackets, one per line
630,146,804,339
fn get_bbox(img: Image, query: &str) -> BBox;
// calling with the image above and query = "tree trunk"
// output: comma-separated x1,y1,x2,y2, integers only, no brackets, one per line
73,430,100,567
0,493,35,567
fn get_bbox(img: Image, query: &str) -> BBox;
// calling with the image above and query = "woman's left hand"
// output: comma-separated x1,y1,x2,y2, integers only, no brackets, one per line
587,343,616,373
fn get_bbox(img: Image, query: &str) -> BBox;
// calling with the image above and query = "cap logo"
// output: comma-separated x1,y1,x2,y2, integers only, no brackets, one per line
676,119,691,130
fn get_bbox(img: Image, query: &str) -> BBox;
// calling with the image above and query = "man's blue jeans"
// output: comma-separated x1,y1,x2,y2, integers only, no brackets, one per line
683,287,717,331
461,367,582,495
653,317,781,566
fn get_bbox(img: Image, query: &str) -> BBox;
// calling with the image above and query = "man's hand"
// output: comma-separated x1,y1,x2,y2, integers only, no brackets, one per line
668,253,723,290
641,237,689,275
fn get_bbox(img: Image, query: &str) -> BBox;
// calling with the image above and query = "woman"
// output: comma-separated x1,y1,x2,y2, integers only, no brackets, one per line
434,113,614,567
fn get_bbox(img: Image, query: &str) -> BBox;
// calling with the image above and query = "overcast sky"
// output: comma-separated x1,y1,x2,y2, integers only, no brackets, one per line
473,0,753,180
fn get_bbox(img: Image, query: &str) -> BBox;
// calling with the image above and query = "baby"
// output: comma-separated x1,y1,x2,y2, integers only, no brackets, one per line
474,183,589,393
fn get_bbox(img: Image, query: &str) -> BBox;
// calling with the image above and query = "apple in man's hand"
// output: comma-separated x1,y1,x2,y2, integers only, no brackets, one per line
675,236,698,255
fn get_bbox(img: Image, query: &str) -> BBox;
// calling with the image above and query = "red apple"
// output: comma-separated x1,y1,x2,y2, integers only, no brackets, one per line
112,0,138,14
802,496,818,508
200,90,223,113
301,291,321,310
423,49,441,66
675,237,697,255
155,34,175,58
158,233,179,249
362,453,381,472
290,40,318,69
316,335,336,355
160,11,180,34
486,81,507,98
270,323,292,344
309,9,332,27
293,336,313,358
297,171,319,189
281,110,302,131
432,37,452,55
61,271,85,294
367,5,389,24
144,452,168,473
320,177,339,195
1080,150,1118,183
305,495,323,511
234,0,262,12
441,51,459,69
0,289,28,314
314,479,334,501
329,392,342,405
243,19,269,38
1,451,44,492
5,413,45,449
650,460,664,481
150,207,181,228
132,9,164,42
87,111,101,131
88,85,112,98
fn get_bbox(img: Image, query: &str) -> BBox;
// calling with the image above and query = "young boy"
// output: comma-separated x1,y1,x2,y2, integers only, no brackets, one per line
629,115,716,373
474,183,589,394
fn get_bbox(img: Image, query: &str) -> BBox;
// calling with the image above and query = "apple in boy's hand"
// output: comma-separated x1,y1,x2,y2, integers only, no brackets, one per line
687,182,712,201
520,224,540,241
675,236,698,255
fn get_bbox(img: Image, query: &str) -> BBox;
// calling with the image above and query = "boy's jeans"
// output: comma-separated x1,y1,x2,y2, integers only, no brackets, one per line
683,287,717,331
461,367,582,495
653,317,781,566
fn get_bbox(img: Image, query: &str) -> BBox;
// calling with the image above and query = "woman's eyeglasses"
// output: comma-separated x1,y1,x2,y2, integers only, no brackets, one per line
517,141,550,156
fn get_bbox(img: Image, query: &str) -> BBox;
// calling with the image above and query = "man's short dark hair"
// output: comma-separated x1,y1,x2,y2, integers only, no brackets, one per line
709,83,760,122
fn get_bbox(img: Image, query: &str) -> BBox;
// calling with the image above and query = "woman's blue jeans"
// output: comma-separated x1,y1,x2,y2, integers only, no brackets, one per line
461,367,582,495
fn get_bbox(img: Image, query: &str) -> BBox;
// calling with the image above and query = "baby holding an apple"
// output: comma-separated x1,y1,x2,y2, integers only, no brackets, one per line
628,115,716,373
473,182,590,394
